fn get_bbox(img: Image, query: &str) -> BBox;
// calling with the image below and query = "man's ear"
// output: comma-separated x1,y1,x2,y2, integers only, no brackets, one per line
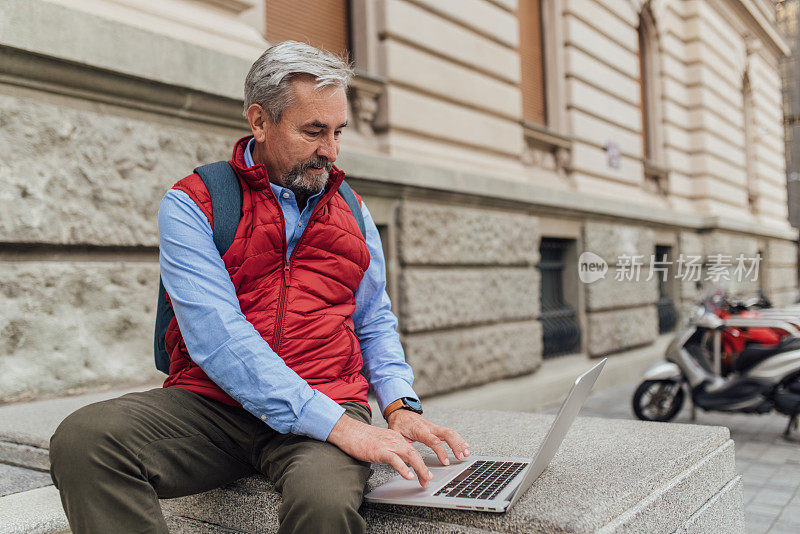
246,104,270,143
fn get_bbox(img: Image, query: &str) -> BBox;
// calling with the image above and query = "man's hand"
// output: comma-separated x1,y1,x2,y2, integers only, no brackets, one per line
327,413,435,487
386,410,469,468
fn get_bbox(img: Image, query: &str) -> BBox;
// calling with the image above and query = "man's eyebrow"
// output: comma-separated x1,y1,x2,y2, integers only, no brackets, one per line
306,121,349,129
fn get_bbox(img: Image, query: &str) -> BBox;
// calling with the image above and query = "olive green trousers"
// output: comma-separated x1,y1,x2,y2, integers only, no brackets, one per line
49,387,372,534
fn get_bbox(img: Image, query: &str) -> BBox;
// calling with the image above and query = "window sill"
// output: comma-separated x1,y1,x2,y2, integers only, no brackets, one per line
521,122,573,173
522,121,573,151
644,160,670,196
644,160,669,181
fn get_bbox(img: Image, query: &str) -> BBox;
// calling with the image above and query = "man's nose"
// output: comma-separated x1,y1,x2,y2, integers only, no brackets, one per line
316,134,338,162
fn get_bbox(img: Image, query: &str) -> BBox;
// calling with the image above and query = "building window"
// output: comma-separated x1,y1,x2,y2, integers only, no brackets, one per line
654,245,678,333
743,68,758,213
265,0,350,58
518,0,546,126
519,0,571,172
539,238,581,358
637,2,668,192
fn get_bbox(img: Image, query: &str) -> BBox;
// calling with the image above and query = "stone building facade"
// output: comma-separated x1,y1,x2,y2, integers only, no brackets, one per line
0,0,796,403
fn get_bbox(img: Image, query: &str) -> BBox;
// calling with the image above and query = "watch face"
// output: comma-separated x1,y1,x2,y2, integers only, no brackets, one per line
404,398,422,411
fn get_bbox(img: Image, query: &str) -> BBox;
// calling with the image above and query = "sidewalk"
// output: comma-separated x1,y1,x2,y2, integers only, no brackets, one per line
544,379,800,534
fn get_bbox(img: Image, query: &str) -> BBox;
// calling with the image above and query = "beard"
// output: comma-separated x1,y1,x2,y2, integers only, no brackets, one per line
283,156,332,197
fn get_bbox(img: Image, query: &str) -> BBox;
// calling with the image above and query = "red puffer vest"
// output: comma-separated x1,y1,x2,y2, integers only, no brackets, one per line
162,135,371,410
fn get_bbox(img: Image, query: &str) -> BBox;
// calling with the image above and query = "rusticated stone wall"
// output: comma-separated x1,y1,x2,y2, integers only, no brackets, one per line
0,93,235,247
0,262,161,401
587,306,659,357
676,230,793,307
397,201,542,396
583,222,658,355
0,88,242,402
765,239,798,306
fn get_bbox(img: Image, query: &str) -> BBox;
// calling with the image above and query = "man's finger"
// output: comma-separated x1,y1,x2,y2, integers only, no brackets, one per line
435,426,470,460
420,431,450,466
398,445,432,488
385,453,414,480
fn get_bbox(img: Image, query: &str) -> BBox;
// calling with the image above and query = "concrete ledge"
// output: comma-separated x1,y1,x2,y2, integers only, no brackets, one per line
163,408,740,533
0,486,68,534
0,378,743,533
673,476,745,534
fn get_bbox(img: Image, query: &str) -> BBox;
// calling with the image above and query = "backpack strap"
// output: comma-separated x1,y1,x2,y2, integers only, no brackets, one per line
337,180,366,240
194,161,243,255
154,161,243,374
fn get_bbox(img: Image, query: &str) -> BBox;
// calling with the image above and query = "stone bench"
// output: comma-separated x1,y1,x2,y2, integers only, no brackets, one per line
0,393,743,533
162,408,743,533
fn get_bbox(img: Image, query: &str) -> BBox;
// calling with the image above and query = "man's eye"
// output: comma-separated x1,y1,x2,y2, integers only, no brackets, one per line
334,130,342,137
305,130,322,136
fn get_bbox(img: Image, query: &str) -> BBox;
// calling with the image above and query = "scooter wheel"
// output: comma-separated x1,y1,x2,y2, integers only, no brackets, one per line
632,380,684,422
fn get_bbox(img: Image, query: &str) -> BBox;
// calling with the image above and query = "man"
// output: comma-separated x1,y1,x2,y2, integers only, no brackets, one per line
49,41,468,534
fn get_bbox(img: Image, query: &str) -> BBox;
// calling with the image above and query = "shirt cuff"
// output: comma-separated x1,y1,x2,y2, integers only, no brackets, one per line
375,378,419,416
291,391,346,441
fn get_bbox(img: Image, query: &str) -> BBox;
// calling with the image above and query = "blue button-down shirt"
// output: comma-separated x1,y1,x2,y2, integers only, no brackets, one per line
158,139,417,441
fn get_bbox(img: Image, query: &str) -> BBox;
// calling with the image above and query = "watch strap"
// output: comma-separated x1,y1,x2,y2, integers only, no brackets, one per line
383,397,422,420
383,398,406,420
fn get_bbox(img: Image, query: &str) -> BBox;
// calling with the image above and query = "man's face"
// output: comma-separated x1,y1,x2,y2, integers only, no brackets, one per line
257,76,348,196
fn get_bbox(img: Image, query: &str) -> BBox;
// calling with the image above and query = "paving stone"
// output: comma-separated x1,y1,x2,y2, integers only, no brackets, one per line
777,504,800,524
753,486,795,508
747,502,785,517
745,511,774,534
769,521,800,534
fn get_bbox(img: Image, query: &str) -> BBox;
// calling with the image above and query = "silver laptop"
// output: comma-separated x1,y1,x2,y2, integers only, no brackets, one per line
364,358,606,513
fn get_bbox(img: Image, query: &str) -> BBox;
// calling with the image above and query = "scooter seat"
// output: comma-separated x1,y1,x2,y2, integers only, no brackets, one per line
735,337,800,374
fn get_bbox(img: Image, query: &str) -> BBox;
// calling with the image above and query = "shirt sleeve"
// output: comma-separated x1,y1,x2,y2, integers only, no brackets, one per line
158,189,344,441
352,202,419,415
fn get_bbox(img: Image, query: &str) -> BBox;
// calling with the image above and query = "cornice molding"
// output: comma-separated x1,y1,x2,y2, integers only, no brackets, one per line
731,0,791,56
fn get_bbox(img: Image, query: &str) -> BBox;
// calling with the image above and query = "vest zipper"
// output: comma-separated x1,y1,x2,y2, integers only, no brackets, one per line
270,179,341,351
273,258,290,350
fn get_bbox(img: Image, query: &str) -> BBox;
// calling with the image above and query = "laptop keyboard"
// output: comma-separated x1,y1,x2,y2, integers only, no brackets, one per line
433,460,528,500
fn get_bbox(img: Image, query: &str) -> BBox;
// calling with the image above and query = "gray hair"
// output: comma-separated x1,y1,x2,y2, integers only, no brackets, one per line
243,41,354,123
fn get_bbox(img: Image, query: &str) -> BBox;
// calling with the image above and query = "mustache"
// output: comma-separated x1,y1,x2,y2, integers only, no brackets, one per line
299,156,333,173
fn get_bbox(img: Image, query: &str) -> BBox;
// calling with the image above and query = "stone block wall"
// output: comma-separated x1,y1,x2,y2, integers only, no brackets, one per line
676,230,796,307
0,88,242,402
764,239,798,306
397,201,542,396
583,222,658,355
